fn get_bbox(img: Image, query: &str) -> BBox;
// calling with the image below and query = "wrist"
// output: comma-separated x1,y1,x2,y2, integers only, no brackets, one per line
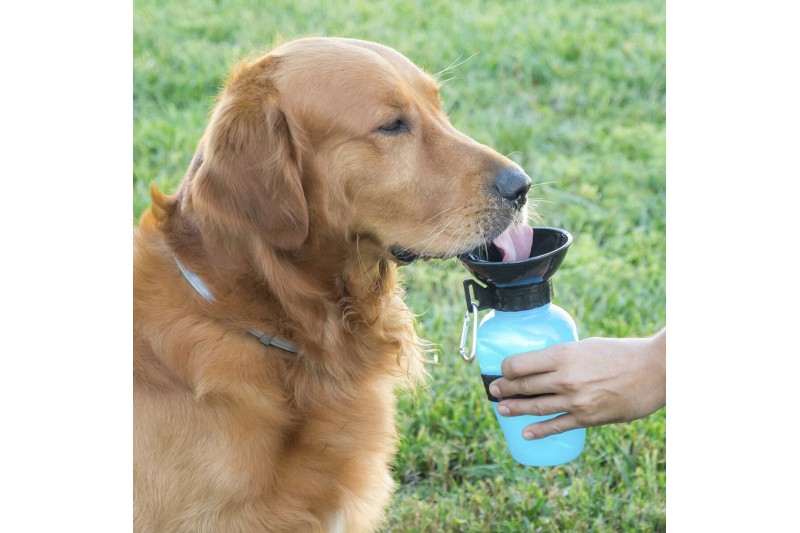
647,328,666,409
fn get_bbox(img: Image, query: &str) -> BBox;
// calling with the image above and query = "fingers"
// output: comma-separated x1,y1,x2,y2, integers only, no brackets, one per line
489,372,552,399
496,395,565,418
500,343,568,379
496,397,583,439
520,413,582,440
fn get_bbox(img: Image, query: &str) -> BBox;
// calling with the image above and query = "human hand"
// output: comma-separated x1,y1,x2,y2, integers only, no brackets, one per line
488,328,666,440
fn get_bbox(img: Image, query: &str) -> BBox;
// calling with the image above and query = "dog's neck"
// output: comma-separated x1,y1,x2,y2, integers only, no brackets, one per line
143,185,423,385
174,257,300,353
164,198,398,352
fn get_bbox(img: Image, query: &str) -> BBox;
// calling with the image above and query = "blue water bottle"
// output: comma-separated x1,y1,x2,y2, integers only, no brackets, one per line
459,227,585,466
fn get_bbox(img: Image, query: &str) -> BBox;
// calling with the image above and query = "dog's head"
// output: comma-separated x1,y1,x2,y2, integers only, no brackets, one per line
184,37,530,267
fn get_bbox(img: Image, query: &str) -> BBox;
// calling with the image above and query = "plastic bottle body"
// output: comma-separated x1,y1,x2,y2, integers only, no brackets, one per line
476,303,585,466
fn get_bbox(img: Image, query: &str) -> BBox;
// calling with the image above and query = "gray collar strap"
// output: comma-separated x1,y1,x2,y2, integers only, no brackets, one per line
244,328,300,353
175,258,300,354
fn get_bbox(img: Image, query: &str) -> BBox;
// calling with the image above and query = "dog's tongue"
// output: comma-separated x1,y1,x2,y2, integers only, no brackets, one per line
492,225,534,262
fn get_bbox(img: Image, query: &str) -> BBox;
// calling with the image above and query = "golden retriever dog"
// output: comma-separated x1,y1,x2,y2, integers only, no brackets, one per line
134,37,531,532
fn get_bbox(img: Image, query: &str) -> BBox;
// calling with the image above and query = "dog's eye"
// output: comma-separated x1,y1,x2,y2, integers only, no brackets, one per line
376,118,408,135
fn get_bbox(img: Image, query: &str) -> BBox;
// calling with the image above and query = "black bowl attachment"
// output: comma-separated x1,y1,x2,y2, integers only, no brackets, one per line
460,227,572,312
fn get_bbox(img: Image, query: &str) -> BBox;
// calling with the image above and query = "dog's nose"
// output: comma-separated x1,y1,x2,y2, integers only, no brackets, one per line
493,167,531,208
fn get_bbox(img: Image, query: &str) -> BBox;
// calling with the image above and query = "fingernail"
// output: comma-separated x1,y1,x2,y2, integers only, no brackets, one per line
489,383,500,397
523,431,535,440
497,404,510,416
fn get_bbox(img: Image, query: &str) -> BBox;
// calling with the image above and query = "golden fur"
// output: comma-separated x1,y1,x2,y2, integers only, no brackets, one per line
134,37,529,532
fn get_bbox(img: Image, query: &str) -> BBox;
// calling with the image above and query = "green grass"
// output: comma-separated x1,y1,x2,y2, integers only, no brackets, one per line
134,1,666,530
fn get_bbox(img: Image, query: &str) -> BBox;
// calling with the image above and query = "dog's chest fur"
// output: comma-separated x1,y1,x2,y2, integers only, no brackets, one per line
133,226,420,532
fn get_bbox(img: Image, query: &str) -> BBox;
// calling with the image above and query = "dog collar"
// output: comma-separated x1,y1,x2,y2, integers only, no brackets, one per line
175,258,300,354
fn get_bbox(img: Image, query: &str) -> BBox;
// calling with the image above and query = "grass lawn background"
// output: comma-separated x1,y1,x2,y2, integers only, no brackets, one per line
134,1,666,530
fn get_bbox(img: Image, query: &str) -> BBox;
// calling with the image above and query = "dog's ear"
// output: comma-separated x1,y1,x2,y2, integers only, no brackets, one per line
190,57,308,251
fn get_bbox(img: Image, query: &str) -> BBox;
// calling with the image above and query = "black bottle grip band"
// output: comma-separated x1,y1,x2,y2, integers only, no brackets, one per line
481,374,551,403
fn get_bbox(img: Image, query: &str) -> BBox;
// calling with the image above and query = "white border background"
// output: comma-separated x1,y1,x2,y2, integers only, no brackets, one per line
2,1,799,530
669,1,800,529
1,1,132,529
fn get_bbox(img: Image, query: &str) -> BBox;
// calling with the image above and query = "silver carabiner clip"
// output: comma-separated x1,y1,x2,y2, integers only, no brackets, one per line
459,302,479,363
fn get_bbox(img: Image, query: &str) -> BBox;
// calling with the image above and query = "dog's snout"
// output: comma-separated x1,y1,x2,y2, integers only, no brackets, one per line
493,168,531,208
